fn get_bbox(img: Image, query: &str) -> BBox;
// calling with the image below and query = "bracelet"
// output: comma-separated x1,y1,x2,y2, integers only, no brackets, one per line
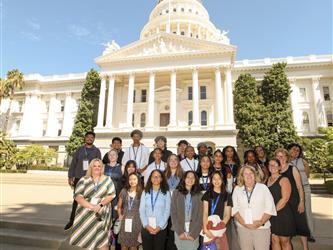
99,203,104,207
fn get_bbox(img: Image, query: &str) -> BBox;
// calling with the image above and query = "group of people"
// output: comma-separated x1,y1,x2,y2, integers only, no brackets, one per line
65,129,315,250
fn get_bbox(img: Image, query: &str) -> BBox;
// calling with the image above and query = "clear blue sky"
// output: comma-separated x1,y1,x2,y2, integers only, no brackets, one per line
1,0,332,77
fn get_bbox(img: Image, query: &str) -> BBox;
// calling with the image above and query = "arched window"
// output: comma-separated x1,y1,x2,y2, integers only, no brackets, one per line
140,113,146,128
188,111,193,126
302,112,310,132
201,111,207,126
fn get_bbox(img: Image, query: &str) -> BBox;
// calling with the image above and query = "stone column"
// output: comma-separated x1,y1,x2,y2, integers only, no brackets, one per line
215,67,224,127
147,72,155,129
188,23,192,37
105,75,115,128
126,73,135,128
224,67,235,125
289,78,301,131
312,77,327,129
177,23,181,35
169,70,177,127
192,68,200,128
61,92,73,136
45,94,58,137
97,76,107,128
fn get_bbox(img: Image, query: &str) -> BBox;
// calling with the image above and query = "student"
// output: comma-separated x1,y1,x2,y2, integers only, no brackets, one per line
213,149,224,172
221,146,241,186
171,171,203,250
165,154,183,193
117,173,143,250
197,155,214,194
143,148,166,186
148,136,173,164
122,160,138,187
177,140,189,161
197,142,208,161
244,149,267,183
103,137,124,165
180,146,199,172
202,171,232,250
139,170,171,250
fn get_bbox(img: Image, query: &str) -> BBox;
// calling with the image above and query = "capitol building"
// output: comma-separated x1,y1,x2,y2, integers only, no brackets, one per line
1,0,332,165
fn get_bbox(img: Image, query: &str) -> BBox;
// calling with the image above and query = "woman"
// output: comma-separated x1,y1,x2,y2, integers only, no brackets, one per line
70,159,116,249
288,143,315,242
244,149,267,183
117,173,143,250
232,165,276,250
171,171,203,250
139,169,171,250
148,136,173,164
165,154,183,193
180,146,199,172
213,149,224,172
202,171,232,250
197,155,214,194
177,140,189,161
267,158,295,250
275,148,310,250
122,160,138,186
143,148,166,185
222,146,241,186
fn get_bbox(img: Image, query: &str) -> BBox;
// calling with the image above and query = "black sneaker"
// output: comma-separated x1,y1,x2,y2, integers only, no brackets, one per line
308,236,316,242
64,222,73,231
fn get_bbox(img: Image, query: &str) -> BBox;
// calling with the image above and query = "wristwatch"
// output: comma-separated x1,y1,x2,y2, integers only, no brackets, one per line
99,203,104,207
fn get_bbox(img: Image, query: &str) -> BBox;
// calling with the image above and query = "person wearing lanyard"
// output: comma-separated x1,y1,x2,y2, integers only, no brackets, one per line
213,149,224,171
143,148,166,186
139,170,171,250
180,146,199,172
197,155,214,194
117,173,143,250
165,154,183,193
221,145,241,186
202,171,232,250
171,171,203,250
232,165,276,250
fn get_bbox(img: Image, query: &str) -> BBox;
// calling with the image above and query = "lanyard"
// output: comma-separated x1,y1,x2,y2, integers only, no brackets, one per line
128,192,136,211
210,194,220,215
84,147,88,160
244,184,256,207
150,189,160,212
185,194,192,219
185,158,196,171
228,164,234,173
130,144,143,167
202,175,209,190
155,162,161,170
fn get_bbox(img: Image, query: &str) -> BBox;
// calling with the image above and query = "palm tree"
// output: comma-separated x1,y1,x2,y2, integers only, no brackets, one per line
2,69,24,134
0,78,10,106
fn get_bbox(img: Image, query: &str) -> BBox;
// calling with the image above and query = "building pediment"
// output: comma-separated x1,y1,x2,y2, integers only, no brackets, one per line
95,33,236,65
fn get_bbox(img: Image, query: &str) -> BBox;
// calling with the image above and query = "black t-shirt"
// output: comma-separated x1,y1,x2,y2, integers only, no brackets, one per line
202,190,232,218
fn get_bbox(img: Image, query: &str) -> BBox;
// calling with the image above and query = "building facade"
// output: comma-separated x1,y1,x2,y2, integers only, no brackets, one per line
1,0,332,164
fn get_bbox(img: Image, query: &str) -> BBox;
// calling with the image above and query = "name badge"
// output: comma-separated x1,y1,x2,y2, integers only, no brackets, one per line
83,160,89,171
148,217,157,229
125,218,133,233
244,208,253,224
185,221,190,233
91,197,100,205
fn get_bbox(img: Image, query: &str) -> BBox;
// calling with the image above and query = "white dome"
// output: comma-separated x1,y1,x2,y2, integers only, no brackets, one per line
140,0,230,44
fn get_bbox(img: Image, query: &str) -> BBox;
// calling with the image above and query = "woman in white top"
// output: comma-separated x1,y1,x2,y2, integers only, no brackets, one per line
180,146,199,172
232,165,277,250
143,148,166,186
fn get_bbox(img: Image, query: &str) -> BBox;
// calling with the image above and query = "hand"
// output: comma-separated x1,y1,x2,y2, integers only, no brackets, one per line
68,178,74,187
178,233,186,240
187,235,195,241
153,226,161,234
145,225,155,234
245,223,260,230
204,229,215,240
253,220,263,228
92,204,101,213
298,202,305,214
118,215,124,221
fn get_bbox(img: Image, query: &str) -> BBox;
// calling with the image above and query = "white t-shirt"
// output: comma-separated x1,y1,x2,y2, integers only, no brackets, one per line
232,183,277,229
122,144,150,169
143,161,166,185
180,158,199,172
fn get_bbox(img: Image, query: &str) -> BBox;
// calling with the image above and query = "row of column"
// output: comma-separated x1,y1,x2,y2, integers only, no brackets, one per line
97,67,235,129
156,23,207,39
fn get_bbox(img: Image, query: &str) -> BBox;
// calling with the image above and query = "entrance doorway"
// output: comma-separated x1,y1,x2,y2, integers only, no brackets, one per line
160,113,170,127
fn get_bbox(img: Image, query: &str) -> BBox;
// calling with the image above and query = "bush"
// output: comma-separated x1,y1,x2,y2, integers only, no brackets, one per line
325,180,333,194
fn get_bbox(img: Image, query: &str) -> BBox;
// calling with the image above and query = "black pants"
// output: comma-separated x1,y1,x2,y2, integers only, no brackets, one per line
68,178,80,224
141,227,167,250
166,217,177,250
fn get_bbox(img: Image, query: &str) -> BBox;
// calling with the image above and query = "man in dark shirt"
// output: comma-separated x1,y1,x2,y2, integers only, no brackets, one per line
102,137,124,165
64,131,102,231
148,136,173,164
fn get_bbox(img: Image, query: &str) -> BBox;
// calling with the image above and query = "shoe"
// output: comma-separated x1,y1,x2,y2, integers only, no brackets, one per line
64,222,73,231
308,236,316,242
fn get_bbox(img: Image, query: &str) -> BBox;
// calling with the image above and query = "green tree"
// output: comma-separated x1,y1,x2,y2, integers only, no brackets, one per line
0,132,18,169
301,137,330,172
16,144,56,168
66,69,101,155
234,74,268,149
260,63,299,153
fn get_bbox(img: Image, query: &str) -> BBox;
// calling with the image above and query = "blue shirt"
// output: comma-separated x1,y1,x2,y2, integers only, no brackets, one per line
167,175,180,192
139,189,171,230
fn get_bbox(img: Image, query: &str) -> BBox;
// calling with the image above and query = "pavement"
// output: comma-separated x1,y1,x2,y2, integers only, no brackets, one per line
1,171,332,250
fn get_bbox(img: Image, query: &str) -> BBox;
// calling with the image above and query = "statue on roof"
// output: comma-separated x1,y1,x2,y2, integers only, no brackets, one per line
102,40,121,55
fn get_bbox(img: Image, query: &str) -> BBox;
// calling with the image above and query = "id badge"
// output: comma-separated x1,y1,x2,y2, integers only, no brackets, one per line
148,217,157,229
244,208,253,224
185,221,190,233
83,160,89,171
91,197,100,205
125,218,133,233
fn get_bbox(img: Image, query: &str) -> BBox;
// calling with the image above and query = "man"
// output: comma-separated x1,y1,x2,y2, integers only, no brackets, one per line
177,139,189,161
121,129,150,174
102,137,124,165
196,142,208,161
148,135,173,164
64,131,102,231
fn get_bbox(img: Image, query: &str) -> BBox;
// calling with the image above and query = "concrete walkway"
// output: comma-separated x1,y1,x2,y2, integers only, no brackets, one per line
1,172,332,249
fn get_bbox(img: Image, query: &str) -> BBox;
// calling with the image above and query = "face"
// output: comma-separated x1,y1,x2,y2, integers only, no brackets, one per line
185,147,195,159
168,155,179,169
92,161,102,176
108,150,118,163
255,147,265,158
199,146,207,155
151,171,162,186
246,152,256,164
268,160,280,175
212,173,222,188
112,140,122,150
185,172,196,187
153,150,162,161
225,147,234,158
276,152,288,164
179,143,187,152
128,174,139,188
243,168,255,185
214,152,223,164
200,156,211,170
85,134,95,145
127,164,136,174
132,134,141,143
289,146,300,159
156,139,166,149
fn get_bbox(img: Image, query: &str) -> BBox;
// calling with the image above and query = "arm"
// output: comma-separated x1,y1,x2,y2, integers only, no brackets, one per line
292,167,305,213
97,148,102,160
189,194,203,239
170,191,182,235
254,185,277,227
276,177,291,211
68,149,79,183
222,203,231,225
139,192,149,228
303,159,311,178
117,196,124,220
159,191,171,229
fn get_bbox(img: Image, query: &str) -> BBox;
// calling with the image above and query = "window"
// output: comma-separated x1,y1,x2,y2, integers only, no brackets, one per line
181,31,185,36
299,87,307,101
189,9,192,13
188,86,193,100
133,90,136,103
181,8,185,12
188,111,193,126
18,101,24,112
327,111,333,126
173,8,177,12
58,119,63,136
166,9,169,14
200,86,207,99
141,89,147,103
45,101,49,113
201,111,207,126
132,114,135,127
302,112,310,132
323,87,331,101
15,120,20,132
60,100,65,112
140,113,146,127
42,120,47,136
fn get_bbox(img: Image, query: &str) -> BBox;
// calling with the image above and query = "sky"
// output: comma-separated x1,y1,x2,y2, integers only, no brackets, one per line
1,0,332,77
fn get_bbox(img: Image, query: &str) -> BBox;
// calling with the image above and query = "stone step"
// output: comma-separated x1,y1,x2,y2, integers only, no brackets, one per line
310,184,328,194
0,220,64,234
0,243,51,250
